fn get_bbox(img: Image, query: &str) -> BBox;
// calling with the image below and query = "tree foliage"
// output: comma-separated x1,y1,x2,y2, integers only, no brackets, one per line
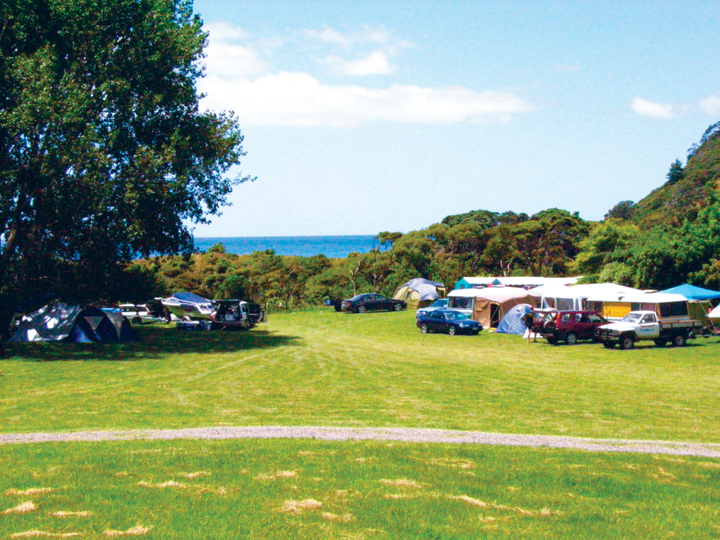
604,200,635,221
0,0,250,332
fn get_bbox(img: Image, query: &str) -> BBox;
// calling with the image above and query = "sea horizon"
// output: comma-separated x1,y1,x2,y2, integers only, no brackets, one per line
193,234,383,259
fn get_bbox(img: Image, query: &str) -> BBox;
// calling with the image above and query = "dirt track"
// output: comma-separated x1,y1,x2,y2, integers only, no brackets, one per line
2,426,720,457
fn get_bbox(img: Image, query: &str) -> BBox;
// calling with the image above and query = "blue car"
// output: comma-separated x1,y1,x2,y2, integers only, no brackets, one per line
416,309,483,335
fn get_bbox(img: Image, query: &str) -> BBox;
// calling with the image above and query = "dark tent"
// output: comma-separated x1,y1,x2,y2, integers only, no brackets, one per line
10,303,138,342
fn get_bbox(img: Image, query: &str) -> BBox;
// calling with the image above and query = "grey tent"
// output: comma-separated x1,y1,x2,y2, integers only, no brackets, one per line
10,303,138,342
392,278,446,308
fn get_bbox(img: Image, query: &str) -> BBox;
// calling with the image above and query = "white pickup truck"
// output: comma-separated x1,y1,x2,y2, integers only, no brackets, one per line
596,310,702,350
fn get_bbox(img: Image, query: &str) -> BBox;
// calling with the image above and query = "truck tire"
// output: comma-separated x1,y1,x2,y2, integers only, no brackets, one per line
619,334,635,350
546,337,558,345
654,337,668,347
565,332,578,346
672,333,687,347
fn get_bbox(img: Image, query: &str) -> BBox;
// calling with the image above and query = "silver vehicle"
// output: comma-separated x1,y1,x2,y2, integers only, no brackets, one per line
119,303,155,324
416,298,448,318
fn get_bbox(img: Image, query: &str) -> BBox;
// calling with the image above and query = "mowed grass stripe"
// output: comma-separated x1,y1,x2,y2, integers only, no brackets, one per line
2,308,719,442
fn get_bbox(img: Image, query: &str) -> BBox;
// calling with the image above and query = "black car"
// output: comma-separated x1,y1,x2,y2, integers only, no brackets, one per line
341,293,406,313
416,309,483,335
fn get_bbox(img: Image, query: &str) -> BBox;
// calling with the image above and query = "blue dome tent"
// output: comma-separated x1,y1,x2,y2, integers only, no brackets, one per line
496,303,533,335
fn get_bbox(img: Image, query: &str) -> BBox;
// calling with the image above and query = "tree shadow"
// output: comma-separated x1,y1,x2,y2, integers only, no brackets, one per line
3,325,301,362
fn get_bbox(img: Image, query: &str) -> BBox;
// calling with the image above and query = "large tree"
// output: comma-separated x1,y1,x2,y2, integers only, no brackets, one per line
0,0,250,334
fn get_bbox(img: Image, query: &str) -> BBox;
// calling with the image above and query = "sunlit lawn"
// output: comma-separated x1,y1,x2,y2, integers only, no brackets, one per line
3,307,720,537
2,307,720,442
2,438,720,539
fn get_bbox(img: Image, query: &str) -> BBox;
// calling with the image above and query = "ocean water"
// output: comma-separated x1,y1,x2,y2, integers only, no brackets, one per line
193,235,381,258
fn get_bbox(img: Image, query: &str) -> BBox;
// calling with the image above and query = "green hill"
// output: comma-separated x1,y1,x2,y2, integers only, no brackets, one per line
633,122,720,227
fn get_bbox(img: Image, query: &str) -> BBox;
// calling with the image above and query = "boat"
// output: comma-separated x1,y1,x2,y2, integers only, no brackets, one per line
161,292,215,321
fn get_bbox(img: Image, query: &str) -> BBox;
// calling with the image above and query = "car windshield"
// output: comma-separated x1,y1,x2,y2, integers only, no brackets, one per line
432,299,447,307
445,311,468,320
622,313,643,323
349,294,369,301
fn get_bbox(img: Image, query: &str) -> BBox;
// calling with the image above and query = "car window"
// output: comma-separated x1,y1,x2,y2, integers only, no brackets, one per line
579,314,589,323
561,313,571,323
589,314,603,323
574,313,582,322
641,314,655,323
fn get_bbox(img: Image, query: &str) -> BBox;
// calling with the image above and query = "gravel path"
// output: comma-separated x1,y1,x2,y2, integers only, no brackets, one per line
2,426,720,457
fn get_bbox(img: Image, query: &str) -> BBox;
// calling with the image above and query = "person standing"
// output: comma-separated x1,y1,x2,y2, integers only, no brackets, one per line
524,309,536,343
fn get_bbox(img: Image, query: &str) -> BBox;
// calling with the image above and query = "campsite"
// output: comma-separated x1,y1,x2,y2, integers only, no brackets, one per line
4,1,720,537
2,305,720,538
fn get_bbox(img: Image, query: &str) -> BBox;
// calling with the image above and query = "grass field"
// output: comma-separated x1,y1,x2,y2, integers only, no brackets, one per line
2,307,720,441
2,307,720,537
2,439,720,539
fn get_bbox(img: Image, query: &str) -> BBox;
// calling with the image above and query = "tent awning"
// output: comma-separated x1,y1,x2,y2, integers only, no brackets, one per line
449,287,533,302
658,284,720,300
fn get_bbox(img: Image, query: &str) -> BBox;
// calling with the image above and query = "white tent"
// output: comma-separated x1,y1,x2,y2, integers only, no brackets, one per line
455,276,580,289
528,283,641,311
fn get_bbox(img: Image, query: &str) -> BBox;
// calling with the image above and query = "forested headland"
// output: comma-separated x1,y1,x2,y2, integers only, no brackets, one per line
131,122,720,311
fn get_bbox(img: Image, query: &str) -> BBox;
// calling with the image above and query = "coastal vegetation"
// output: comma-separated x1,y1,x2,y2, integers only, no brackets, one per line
123,121,720,311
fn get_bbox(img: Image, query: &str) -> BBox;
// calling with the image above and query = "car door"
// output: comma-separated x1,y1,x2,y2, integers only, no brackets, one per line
588,313,605,338
577,313,592,339
637,313,660,338
428,311,444,332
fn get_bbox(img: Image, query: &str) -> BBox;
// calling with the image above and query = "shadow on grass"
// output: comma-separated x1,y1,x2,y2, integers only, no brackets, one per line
3,325,300,362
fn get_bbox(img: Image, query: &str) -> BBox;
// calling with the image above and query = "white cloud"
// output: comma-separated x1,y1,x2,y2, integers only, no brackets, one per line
305,26,392,48
198,23,534,127
631,98,677,119
205,22,249,42
203,23,267,78
200,71,536,127
700,94,720,115
329,50,395,76
203,40,266,78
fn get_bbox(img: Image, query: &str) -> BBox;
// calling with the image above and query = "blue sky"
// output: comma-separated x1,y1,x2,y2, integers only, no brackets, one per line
190,0,720,237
